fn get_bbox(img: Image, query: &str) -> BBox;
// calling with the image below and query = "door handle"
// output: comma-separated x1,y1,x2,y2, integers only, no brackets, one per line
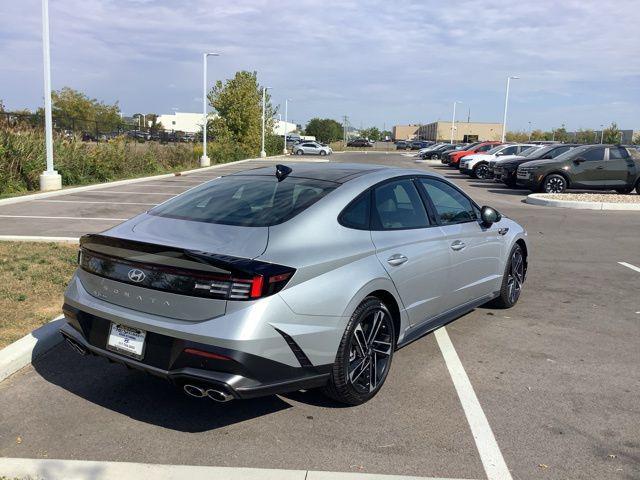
387,254,408,266
596,166,604,170
450,240,466,251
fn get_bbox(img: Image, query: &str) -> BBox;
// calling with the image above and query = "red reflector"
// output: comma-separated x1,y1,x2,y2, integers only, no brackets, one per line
250,275,264,298
184,348,231,361
269,272,292,283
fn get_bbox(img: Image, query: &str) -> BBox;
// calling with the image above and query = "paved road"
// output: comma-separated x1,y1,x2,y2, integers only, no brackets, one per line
1,152,639,479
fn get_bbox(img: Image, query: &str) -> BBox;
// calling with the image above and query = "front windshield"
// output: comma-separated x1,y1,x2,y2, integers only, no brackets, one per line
520,146,541,157
553,144,591,161
486,145,506,155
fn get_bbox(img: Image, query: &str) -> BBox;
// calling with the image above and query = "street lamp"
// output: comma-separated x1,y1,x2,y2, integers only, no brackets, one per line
283,98,291,154
501,75,519,143
39,0,61,191
260,86,271,158
201,52,220,167
451,101,462,144
600,125,604,144
528,121,532,141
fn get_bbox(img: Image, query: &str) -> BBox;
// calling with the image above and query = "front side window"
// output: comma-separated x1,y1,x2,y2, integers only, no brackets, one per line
372,179,429,230
418,178,478,225
150,176,337,227
582,147,605,161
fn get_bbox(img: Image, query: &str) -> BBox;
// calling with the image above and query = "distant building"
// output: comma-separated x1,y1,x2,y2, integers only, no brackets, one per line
417,121,503,142
392,124,420,141
273,119,298,136
155,112,216,133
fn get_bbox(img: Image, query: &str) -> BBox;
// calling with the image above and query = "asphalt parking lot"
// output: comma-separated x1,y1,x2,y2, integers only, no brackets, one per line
1,152,639,479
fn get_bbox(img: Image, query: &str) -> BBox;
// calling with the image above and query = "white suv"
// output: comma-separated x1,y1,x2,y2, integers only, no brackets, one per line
459,144,536,179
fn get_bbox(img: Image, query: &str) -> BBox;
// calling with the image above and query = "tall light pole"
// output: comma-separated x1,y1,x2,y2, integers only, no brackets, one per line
600,125,604,144
201,52,220,167
501,75,519,143
283,98,290,154
451,101,462,144
260,86,271,158
528,121,532,141
39,0,61,191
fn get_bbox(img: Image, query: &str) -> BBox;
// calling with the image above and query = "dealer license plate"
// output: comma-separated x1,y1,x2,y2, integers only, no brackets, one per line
107,323,146,360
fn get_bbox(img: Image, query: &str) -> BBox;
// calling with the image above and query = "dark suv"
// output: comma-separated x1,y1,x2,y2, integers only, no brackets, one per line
495,144,578,187
516,145,640,194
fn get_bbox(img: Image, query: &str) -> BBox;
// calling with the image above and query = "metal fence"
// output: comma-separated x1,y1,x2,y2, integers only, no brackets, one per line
0,111,198,143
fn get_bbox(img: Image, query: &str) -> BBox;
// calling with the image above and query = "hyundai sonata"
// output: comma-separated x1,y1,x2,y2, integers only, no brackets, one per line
60,163,528,405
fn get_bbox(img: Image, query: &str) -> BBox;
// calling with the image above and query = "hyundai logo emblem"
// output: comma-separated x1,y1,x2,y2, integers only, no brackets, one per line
128,269,146,283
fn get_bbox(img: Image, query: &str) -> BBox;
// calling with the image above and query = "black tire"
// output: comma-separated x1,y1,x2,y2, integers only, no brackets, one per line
320,150,327,156
323,297,395,405
503,178,517,188
490,244,526,309
296,149,304,156
542,174,567,193
636,180,640,195
473,163,492,179
615,187,633,194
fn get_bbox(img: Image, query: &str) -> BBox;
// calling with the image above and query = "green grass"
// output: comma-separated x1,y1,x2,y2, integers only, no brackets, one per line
0,242,78,348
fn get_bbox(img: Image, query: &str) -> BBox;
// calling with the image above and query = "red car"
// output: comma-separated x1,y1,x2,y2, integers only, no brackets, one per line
448,141,502,168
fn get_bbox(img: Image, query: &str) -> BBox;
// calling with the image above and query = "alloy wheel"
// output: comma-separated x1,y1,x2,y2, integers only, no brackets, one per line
506,248,524,304
347,309,393,394
544,176,565,193
475,164,491,179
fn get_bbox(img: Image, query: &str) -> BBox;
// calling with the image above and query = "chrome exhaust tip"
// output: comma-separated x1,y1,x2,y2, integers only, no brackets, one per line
183,384,207,398
206,389,233,403
64,337,88,356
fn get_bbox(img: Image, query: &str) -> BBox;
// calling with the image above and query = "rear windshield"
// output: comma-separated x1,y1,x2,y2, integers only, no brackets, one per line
149,175,338,227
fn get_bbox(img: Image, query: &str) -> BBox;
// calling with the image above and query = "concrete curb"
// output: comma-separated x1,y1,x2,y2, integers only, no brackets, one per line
0,155,287,207
0,316,65,383
0,235,80,243
0,458,473,480
526,193,640,211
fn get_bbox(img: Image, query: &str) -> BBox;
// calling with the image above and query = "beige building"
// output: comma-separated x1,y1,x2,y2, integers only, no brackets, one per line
392,124,420,141
417,121,503,142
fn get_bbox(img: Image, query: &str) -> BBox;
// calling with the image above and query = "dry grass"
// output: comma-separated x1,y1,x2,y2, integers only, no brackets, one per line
0,242,78,348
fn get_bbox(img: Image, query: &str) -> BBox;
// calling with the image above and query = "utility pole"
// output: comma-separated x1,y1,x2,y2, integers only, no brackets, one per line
39,0,61,191
201,52,219,167
343,115,348,148
501,75,519,143
260,86,271,158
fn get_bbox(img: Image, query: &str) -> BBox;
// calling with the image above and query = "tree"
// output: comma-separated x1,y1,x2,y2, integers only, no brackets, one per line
305,118,343,143
207,71,275,156
48,87,122,133
575,129,597,144
602,122,621,144
505,131,529,142
360,126,381,141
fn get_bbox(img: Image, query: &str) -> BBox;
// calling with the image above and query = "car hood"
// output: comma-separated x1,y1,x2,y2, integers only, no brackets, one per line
463,153,492,161
517,159,558,169
494,155,525,164
104,213,269,259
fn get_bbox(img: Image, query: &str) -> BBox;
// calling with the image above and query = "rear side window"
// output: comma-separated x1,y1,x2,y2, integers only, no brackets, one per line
372,179,430,230
609,147,629,160
418,178,478,225
477,144,494,152
339,192,370,230
150,176,337,227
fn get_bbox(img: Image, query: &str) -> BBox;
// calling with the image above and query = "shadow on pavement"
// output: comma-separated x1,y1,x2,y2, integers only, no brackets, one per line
34,343,293,433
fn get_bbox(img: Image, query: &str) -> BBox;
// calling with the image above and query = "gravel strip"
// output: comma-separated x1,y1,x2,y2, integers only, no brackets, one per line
540,193,640,203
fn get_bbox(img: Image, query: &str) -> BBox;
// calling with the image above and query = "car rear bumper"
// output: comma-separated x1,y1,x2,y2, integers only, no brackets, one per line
59,306,331,400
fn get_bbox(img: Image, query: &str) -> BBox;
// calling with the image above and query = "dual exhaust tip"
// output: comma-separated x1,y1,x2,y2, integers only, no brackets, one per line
64,336,233,403
183,384,233,403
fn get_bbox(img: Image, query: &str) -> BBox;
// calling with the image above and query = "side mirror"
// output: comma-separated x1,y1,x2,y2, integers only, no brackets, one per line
480,206,501,227
573,157,585,164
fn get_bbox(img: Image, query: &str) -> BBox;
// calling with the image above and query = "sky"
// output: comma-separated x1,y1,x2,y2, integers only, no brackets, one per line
1,0,639,132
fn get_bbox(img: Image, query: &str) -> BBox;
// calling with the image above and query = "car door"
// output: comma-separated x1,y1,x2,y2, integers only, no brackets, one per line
570,146,607,187
604,147,633,187
416,177,503,311
302,143,318,154
369,178,451,327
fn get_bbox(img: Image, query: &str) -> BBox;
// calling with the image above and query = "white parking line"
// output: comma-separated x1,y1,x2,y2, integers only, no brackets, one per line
123,184,193,188
618,261,640,273
34,200,158,206
435,327,512,480
76,191,176,195
0,215,128,221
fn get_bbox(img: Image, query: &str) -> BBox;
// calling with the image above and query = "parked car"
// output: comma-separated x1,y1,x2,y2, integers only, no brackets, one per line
441,142,480,164
494,144,578,187
410,140,431,150
347,139,373,148
516,144,640,194
488,145,545,176
396,141,410,150
459,144,536,179
293,141,332,156
60,163,528,405
421,143,455,159
448,141,502,168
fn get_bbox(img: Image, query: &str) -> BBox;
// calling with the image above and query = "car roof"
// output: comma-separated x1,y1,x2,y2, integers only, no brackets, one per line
230,162,390,183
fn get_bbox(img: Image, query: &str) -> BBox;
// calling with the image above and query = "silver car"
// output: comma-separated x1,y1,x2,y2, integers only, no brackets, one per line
61,163,528,405
293,141,332,156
